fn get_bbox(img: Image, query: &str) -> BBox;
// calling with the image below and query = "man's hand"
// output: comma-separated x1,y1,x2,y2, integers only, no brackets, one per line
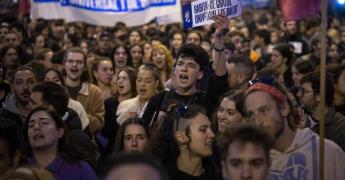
212,14,229,37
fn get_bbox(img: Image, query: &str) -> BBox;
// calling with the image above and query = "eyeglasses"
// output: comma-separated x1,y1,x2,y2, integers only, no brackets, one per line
66,59,84,66
248,75,277,87
175,104,188,131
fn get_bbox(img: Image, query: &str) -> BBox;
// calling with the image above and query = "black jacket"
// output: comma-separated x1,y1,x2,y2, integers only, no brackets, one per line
142,72,228,136
311,107,345,152
166,159,223,180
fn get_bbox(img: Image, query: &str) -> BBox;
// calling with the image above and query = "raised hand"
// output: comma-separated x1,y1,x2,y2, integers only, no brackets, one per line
212,14,229,37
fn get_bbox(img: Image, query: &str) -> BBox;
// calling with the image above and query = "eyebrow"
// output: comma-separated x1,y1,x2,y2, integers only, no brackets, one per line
29,117,50,122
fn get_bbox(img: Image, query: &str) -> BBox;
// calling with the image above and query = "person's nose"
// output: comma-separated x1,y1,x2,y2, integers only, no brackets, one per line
241,164,253,180
131,137,138,147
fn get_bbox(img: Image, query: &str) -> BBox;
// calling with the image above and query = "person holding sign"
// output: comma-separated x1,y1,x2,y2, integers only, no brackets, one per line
142,14,229,139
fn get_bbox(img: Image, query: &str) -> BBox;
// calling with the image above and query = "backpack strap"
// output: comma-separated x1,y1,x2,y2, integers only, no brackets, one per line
149,91,168,127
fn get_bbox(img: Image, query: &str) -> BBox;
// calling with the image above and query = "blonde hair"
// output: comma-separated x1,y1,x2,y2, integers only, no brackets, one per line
150,44,174,80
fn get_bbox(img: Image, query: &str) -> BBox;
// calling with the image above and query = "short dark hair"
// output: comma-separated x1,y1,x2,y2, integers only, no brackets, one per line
292,58,314,74
32,81,69,116
11,66,38,84
223,40,235,52
227,53,255,82
103,153,169,180
255,29,271,45
300,71,334,107
176,44,209,72
217,123,273,160
66,33,81,47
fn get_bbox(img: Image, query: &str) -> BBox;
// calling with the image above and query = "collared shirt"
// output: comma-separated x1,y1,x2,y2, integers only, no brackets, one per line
27,154,98,180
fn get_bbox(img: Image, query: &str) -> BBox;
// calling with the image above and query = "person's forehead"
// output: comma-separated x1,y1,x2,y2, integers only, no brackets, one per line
188,32,199,37
14,70,36,80
131,46,142,51
100,37,111,41
177,56,197,64
46,70,58,77
125,124,145,134
0,27,9,31
189,113,210,127
99,60,112,66
221,98,236,108
227,141,266,158
246,91,274,107
108,164,160,180
30,110,51,119
301,81,312,89
130,31,140,35
116,47,126,52
138,69,154,77
118,71,129,77
67,52,84,59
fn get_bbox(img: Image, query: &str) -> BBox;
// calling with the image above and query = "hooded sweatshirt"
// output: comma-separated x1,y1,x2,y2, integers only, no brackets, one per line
0,92,26,126
269,128,345,180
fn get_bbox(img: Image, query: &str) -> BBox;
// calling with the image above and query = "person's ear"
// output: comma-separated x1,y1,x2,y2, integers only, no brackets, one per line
315,94,321,103
197,71,204,80
175,131,189,144
279,101,290,118
154,80,159,90
237,73,246,84
92,70,98,80
58,128,64,139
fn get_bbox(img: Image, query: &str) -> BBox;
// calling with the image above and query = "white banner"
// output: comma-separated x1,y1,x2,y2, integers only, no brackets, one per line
31,0,182,27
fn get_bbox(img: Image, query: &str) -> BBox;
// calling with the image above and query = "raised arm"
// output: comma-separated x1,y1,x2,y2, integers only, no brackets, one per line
211,14,229,76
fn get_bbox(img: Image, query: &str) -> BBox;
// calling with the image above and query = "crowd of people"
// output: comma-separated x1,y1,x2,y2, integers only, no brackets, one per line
1,4,345,180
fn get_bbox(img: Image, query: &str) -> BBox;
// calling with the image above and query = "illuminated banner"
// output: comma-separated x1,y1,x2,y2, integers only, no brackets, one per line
31,0,182,27
182,0,242,28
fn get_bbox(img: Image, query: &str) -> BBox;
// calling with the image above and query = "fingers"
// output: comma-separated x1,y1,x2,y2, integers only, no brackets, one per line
212,14,229,24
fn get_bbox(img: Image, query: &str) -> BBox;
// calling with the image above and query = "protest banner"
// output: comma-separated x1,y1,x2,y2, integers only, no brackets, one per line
182,0,242,29
31,0,182,27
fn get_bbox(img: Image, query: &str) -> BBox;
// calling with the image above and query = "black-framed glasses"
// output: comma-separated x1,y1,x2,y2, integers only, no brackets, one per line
248,75,277,87
175,104,188,131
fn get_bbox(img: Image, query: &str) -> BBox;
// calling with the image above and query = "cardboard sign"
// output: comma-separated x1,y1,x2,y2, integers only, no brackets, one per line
182,0,242,29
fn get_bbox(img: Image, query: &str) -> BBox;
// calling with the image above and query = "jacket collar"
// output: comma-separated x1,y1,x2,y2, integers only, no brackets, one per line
78,82,89,96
